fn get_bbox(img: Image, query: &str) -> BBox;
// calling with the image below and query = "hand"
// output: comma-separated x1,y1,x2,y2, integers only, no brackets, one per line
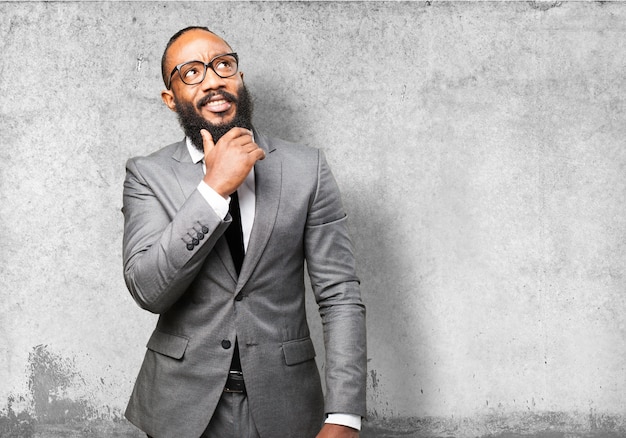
316,423,359,438
201,128,266,197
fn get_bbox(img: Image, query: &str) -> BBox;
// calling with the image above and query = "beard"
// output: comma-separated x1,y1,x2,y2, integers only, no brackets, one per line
174,83,254,152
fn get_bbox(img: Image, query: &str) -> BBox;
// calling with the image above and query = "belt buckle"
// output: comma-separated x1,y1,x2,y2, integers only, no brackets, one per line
224,370,246,394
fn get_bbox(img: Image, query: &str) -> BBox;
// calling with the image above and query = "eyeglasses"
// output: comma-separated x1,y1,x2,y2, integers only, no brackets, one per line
166,53,239,89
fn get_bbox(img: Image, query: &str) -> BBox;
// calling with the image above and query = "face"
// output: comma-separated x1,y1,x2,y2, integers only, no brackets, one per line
161,29,245,129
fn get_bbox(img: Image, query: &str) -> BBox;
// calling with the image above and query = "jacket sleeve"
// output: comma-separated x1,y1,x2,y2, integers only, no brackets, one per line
304,150,367,418
122,157,230,314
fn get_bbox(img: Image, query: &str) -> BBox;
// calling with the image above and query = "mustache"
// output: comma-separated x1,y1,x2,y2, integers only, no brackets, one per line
197,90,238,110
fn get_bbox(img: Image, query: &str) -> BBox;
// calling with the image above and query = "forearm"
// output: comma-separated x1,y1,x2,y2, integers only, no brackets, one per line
319,286,367,417
122,156,231,313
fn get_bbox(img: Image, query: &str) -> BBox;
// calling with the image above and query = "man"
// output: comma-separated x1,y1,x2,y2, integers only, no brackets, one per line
122,26,366,438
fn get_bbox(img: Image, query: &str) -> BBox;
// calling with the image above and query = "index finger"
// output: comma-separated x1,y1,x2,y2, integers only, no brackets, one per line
200,129,215,155
223,127,253,140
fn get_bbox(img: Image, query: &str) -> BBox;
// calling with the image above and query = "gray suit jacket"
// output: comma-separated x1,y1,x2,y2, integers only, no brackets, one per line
122,131,366,438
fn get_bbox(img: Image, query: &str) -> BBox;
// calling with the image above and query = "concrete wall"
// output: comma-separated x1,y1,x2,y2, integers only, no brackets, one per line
1,1,626,437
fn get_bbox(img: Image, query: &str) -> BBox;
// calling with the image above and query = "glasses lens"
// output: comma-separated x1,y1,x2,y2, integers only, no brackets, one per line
179,61,207,85
212,55,238,78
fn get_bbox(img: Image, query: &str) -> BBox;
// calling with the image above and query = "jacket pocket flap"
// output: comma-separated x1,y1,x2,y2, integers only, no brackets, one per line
146,330,189,359
282,337,316,366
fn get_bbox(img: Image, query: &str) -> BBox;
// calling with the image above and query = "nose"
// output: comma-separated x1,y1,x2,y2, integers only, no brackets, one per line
200,67,227,91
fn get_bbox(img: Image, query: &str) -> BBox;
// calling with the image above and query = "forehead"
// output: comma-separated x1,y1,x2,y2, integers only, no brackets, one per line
166,30,233,70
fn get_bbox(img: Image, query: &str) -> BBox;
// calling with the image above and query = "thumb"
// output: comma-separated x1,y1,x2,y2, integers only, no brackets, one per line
200,129,215,156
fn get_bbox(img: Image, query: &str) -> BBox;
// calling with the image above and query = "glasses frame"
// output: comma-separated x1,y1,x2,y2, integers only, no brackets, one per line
166,52,239,89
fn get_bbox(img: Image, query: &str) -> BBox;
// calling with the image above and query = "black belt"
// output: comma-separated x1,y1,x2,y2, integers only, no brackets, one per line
224,370,246,394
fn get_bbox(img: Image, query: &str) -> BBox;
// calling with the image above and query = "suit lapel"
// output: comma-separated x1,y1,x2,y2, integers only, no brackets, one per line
237,132,281,291
171,139,204,199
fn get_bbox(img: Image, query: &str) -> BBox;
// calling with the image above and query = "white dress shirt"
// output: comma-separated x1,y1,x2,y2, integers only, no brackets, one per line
186,138,361,431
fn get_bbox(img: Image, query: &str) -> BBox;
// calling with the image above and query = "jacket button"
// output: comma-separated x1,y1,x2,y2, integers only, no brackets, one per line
186,243,194,251
202,226,209,234
197,232,204,240
221,340,231,349
192,238,199,245
235,293,243,301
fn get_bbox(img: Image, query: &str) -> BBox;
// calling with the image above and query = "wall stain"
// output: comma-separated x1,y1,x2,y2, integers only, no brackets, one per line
1,346,135,436
361,411,626,438
27,344,90,424
135,54,144,72
528,1,562,11
0,395,35,438
370,369,379,390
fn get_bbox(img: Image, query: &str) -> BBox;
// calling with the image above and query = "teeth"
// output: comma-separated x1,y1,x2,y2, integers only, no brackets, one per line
206,99,227,106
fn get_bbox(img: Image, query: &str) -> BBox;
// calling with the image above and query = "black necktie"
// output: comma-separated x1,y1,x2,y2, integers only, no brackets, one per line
225,191,245,275
225,191,244,372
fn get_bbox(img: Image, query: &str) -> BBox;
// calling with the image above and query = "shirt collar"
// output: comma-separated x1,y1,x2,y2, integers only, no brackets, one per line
185,137,204,164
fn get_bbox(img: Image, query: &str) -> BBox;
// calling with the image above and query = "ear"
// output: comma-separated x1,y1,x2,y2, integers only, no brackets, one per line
161,89,177,112
239,71,244,82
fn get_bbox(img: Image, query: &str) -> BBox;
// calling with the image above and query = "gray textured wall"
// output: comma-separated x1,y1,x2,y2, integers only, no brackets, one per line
2,2,626,437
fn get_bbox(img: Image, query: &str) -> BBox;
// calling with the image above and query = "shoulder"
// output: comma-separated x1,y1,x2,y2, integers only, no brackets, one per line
256,131,322,165
126,139,186,171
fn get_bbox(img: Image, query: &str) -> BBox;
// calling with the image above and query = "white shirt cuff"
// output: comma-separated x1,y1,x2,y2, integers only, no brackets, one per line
197,181,229,219
325,413,361,431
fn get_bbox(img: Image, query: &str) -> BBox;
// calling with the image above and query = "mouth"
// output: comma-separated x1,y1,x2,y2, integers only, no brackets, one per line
199,93,236,115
